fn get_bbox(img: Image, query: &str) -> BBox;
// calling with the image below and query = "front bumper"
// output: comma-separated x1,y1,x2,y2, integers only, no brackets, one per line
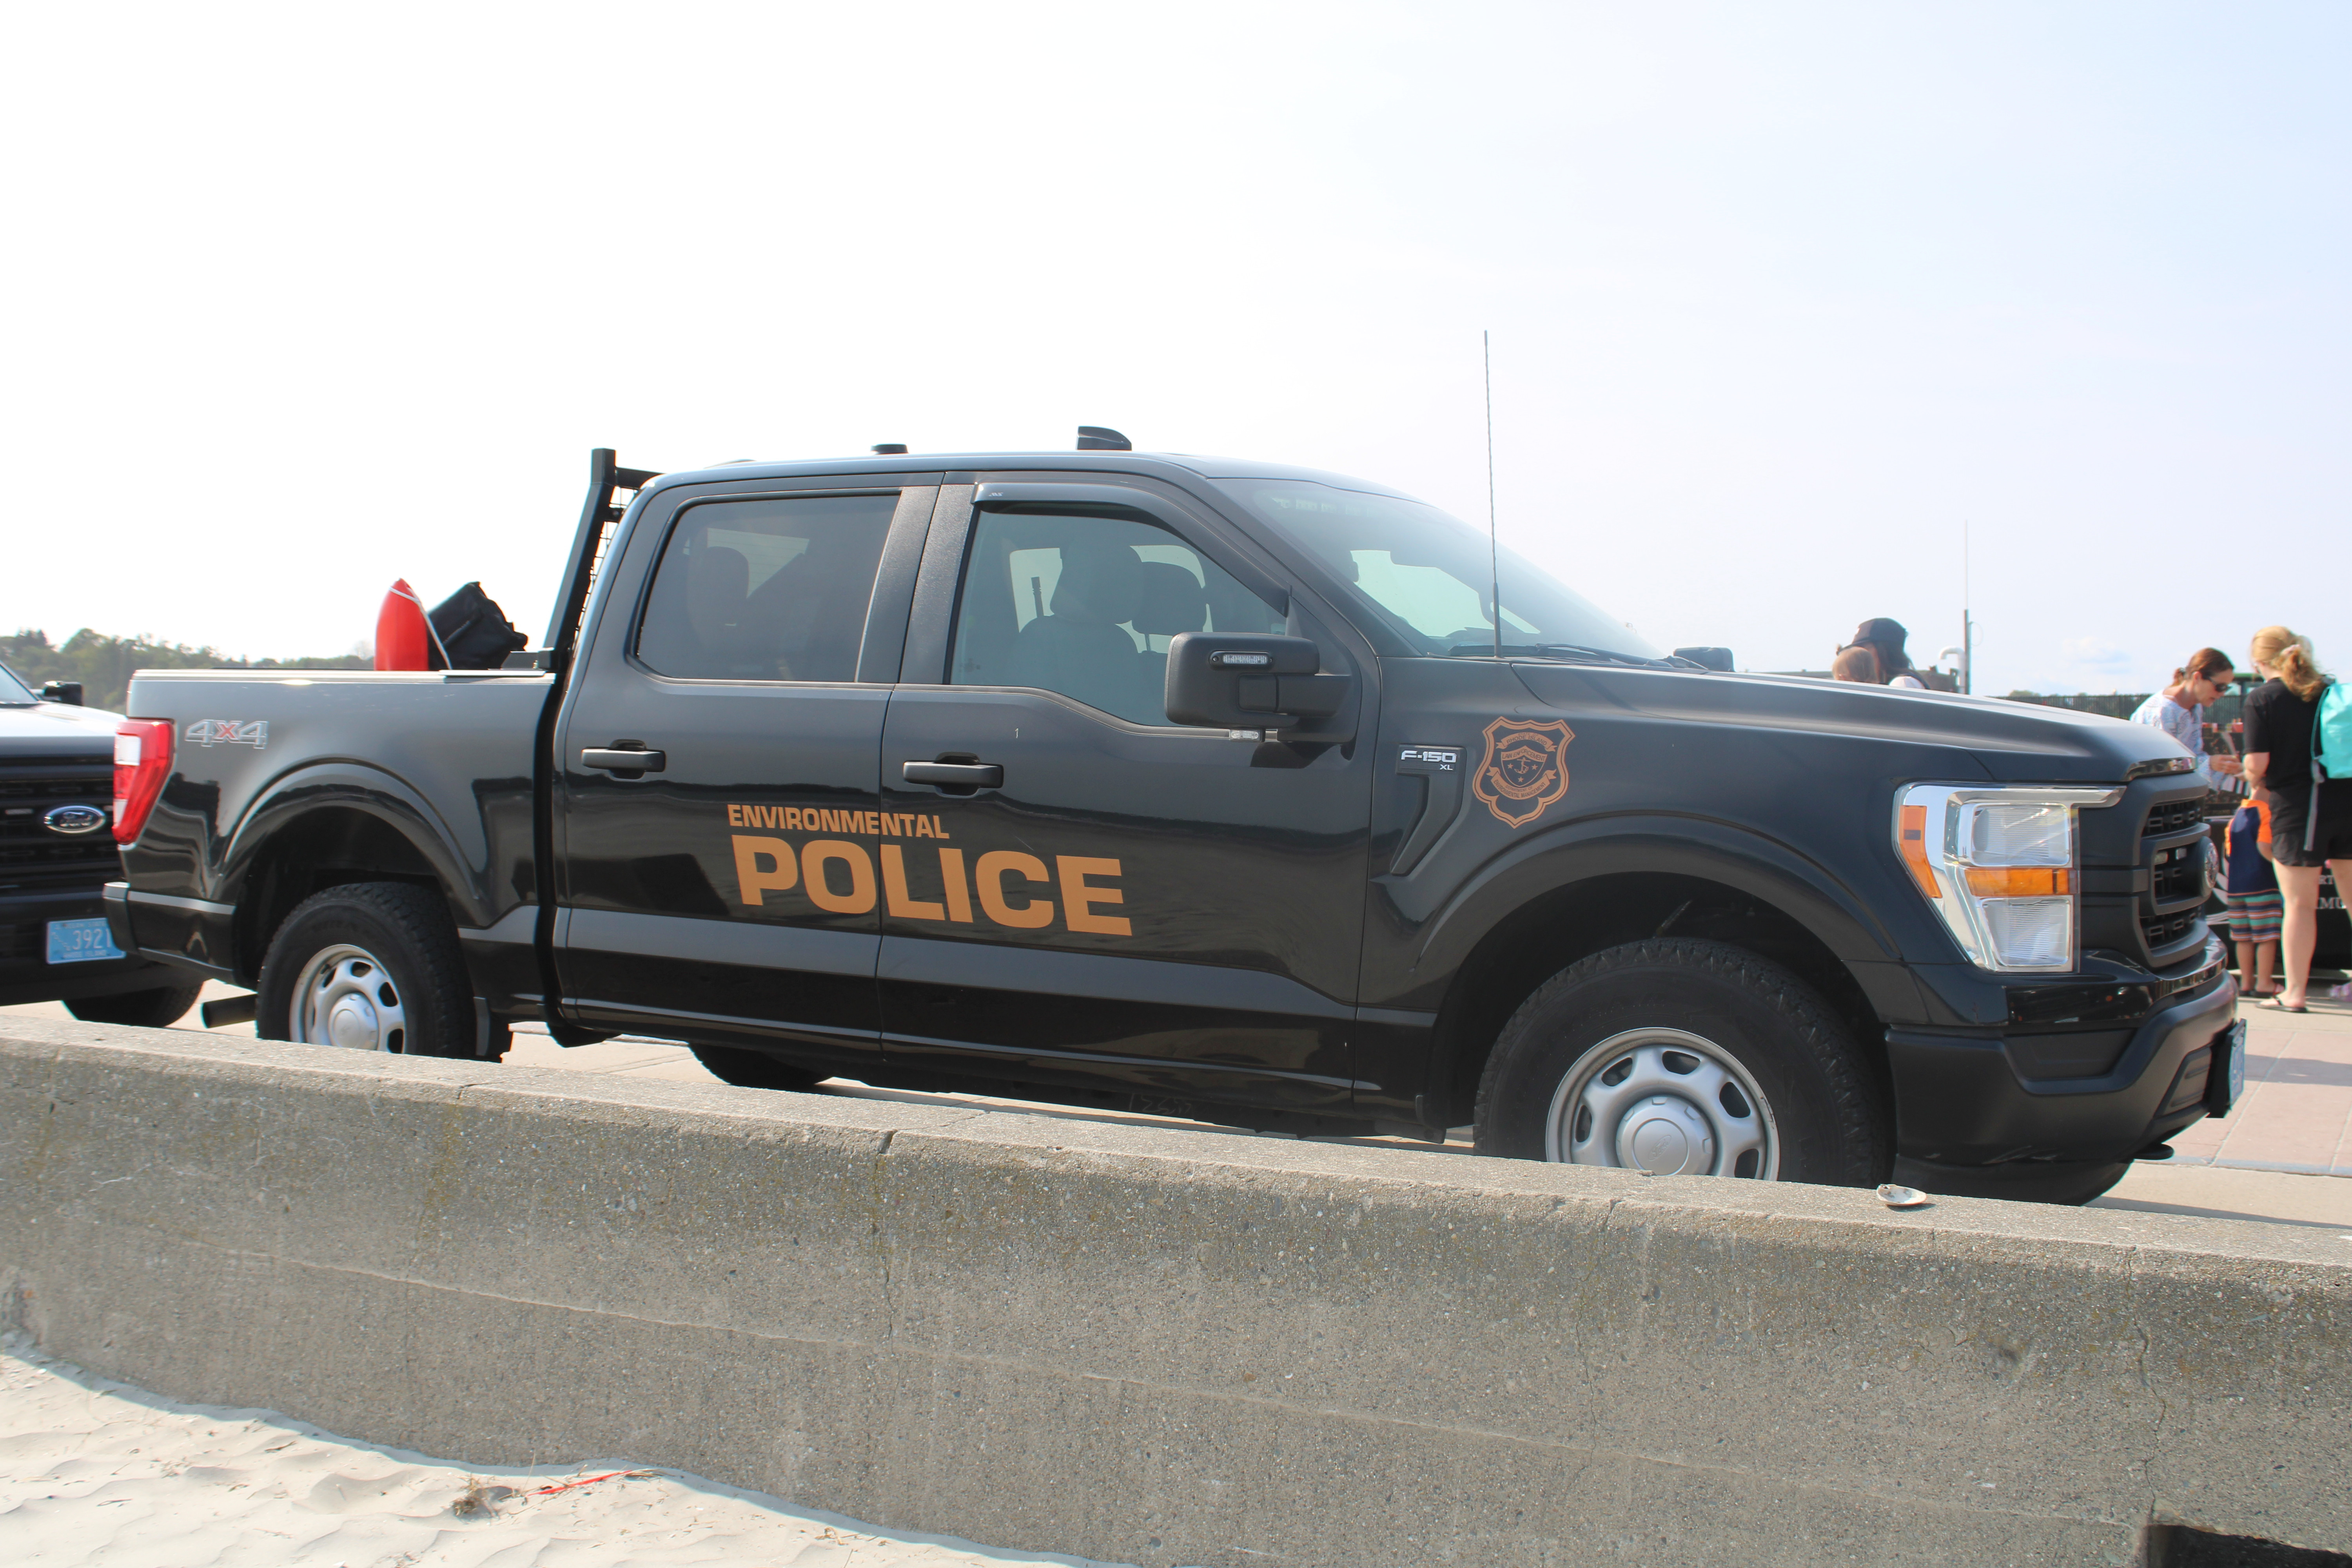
0,881,186,1007
1886,941,2237,1196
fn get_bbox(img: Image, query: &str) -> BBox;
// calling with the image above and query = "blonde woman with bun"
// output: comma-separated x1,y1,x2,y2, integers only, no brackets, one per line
2239,626,2350,1012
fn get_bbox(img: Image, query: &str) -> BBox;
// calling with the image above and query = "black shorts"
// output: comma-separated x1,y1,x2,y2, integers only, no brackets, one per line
2268,780,2352,866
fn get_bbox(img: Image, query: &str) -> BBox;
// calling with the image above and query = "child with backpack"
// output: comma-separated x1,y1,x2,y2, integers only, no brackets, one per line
2220,797,2281,997
2239,626,2352,1012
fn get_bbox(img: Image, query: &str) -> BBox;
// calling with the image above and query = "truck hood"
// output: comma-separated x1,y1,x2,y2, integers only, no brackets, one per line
1509,665,2181,785
0,699,124,759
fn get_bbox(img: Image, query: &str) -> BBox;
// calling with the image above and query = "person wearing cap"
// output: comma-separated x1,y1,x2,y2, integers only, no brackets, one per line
1851,618,1926,689
2129,648,2244,795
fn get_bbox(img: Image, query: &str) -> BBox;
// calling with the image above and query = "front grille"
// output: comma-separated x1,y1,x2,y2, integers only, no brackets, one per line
2136,795,2212,966
2141,909,2201,951
2149,839,2203,902
0,760,121,880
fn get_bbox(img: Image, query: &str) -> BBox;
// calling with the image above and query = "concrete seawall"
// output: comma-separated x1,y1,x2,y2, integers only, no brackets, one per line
2,1017,2345,1567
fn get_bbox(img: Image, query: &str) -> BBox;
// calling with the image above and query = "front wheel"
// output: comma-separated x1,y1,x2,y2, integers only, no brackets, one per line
1475,938,1889,1187
256,882,476,1058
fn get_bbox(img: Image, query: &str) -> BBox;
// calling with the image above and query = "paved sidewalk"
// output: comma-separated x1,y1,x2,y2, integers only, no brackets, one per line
2167,987,2352,1174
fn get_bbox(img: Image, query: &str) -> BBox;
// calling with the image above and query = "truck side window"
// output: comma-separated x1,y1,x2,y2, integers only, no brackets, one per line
636,494,898,682
949,511,1284,725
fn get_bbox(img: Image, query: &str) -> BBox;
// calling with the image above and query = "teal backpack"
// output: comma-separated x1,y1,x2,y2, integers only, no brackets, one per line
2307,679,2352,849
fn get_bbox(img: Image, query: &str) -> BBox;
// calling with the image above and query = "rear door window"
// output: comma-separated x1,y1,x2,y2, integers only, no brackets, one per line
948,510,1285,726
636,494,899,682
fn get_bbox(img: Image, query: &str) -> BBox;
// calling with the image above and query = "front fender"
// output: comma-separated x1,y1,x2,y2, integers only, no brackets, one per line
1407,810,1909,990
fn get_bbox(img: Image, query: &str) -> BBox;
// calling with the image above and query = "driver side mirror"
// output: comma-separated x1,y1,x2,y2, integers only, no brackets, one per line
1165,633,1354,739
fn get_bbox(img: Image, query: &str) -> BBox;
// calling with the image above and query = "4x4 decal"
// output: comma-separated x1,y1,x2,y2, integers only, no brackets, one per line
1473,717,1573,828
184,718,269,750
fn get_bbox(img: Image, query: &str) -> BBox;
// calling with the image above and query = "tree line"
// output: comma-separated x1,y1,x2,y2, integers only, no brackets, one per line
2,629,367,712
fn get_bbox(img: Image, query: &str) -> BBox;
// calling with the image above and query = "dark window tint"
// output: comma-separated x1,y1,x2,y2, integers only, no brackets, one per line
950,511,1284,725
637,494,898,682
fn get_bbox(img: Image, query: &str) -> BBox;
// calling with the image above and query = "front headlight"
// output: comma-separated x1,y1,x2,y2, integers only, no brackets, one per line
1894,784,2122,973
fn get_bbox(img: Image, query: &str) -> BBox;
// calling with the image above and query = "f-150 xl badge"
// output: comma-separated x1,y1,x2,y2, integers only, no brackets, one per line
1473,717,1573,828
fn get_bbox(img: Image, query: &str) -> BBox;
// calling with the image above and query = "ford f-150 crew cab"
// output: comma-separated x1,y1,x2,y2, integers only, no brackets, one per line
103,443,2242,1204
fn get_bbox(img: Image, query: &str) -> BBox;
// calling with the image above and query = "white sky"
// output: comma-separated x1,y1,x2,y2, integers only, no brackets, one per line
3,2,2344,693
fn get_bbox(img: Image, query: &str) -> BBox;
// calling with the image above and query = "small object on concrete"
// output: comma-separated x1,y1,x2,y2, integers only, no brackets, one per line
1877,1183,1930,1208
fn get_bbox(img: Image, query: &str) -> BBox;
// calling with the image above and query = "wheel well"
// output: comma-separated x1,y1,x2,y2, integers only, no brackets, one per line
1425,872,1888,1126
232,808,446,984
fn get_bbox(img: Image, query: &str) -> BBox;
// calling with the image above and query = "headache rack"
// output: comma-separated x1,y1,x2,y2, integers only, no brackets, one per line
529,447,659,1051
539,448,663,675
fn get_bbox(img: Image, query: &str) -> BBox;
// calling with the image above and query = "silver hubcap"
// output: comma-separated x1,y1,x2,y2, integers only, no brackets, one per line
290,944,408,1053
1543,1027,1779,1178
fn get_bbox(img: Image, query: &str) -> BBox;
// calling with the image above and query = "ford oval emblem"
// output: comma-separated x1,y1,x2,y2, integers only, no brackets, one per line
43,803,108,836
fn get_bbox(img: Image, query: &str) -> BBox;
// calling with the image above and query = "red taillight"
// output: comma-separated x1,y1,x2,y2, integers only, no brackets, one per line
113,719,174,846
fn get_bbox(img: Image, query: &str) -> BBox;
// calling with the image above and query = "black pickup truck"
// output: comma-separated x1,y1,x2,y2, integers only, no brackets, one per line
103,443,2240,1203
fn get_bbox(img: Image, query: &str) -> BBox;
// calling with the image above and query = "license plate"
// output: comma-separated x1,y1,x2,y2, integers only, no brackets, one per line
46,917,126,965
2209,1018,2248,1117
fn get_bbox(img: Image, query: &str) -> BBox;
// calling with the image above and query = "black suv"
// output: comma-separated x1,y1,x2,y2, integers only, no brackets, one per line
0,662,201,1024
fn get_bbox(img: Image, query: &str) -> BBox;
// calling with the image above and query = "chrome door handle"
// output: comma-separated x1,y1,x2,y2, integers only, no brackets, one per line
582,746,666,774
902,760,1002,789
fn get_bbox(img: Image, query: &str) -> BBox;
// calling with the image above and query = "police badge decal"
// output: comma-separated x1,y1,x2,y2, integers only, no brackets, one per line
1472,717,1574,828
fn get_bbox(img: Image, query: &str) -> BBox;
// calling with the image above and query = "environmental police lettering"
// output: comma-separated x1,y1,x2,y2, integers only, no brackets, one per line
725,808,1128,936
726,803,951,838
802,840,877,915
730,836,798,905
975,850,1054,929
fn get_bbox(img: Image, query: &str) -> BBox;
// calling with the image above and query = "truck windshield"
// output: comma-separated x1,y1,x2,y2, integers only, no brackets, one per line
1214,479,1664,663
0,662,35,705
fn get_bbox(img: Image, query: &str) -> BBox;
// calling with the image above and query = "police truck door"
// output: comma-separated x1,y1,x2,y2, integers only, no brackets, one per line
876,483,1376,1116
552,474,937,1071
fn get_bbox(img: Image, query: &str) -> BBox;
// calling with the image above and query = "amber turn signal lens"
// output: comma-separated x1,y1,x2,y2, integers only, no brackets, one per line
1962,866,2071,898
1898,805,1940,897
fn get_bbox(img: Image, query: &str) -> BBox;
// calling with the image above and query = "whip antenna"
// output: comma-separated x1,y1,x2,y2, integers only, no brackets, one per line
1485,330,1502,662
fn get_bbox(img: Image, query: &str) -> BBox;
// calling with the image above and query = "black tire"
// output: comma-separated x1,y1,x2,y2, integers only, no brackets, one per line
65,982,205,1029
690,1044,826,1093
256,882,476,1058
1474,938,1889,1187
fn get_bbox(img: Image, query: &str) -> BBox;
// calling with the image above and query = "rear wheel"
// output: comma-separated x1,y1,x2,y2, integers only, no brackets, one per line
256,882,475,1058
65,982,205,1029
1475,938,1888,1187
690,1044,826,1093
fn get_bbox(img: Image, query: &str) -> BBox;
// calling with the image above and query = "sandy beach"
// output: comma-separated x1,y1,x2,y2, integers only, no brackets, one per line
0,1339,1123,1568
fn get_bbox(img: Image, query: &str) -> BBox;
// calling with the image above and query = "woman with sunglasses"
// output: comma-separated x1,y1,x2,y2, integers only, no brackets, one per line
2131,648,2245,794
